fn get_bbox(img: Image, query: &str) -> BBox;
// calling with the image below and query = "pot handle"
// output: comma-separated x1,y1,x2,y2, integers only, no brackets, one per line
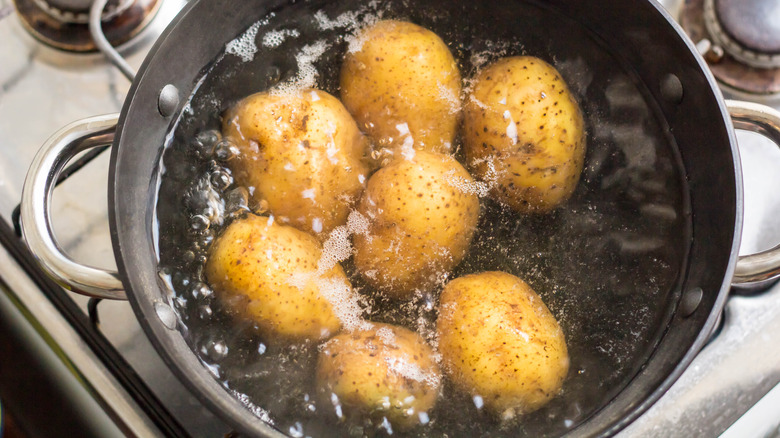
728,100,780,286
21,114,126,300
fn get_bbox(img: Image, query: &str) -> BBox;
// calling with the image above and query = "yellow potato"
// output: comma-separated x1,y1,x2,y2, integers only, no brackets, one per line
463,56,586,213
353,151,480,299
436,271,569,418
341,20,462,156
316,322,441,430
205,214,351,343
222,88,370,238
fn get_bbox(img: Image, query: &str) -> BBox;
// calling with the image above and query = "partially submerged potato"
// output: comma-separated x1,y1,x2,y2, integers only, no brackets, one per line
341,20,462,156
205,214,353,343
463,56,586,213
316,322,441,430
222,89,370,238
436,271,569,418
353,151,480,299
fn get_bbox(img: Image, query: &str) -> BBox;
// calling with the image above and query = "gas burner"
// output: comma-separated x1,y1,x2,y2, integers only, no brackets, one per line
681,0,780,100
13,0,160,52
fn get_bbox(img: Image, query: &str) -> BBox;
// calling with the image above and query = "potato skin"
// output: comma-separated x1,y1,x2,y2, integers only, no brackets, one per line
463,56,586,213
353,151,480,299
436,271,569,418
205,214,345,343
222,89,370,238
316,322,441,429
341,20,462,155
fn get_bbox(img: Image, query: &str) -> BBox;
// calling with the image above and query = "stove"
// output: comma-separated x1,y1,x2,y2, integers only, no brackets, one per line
1,0,780,436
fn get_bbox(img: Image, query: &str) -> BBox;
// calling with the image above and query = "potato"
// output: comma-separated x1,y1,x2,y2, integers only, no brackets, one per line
341,20,461,156
205,214,356,343
316,322,441,430
353,151,480,299
463,56,586,213
222,88,370,238
436,271,569,418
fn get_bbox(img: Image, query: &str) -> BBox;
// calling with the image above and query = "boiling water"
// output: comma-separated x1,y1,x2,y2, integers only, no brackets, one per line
155,0,690,436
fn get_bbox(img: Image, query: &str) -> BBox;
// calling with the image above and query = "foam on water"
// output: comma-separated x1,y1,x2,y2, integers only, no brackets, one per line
272,40,330,95
262,28,300,48
445,159,498,197
438,83,461,115
226,20,263,63
385,355,441,389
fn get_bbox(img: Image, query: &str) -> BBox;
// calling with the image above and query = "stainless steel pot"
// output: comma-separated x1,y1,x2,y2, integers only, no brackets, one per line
18,0,780,435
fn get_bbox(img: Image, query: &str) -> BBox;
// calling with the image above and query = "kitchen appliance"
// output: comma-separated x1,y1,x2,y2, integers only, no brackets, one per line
2,0,776,432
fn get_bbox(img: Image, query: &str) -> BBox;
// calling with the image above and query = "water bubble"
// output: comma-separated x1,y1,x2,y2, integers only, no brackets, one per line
172,271,190,290
210,169,233,191
226,187,250,216
191,214,210,233
198,305,213,319
288,422,304,438
213,139,240,162
203,339,229,362
192,130,221,159
182,250,196,264
191,282,212,298
422,294,435,312
254,199,270,215
265,65,281,84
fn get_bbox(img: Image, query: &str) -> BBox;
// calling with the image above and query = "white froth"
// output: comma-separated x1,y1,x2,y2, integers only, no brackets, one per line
317,225,352,273
272,40,329,94
395,123,410,136
376,326,396,346
226,21,262,63
313,9,359,30
346,210,370,237
437,83,461,114
317,276,371,331
469,95,489,110
445,172,490,198
261,28,300,48
385,355,440,388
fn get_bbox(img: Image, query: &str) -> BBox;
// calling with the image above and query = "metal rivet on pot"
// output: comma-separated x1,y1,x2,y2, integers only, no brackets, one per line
660,73,684,104
154,301,177,330
158,84,180,117
680,287,703,317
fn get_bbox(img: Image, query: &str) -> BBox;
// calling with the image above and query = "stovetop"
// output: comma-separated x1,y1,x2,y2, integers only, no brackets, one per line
1,0,780,436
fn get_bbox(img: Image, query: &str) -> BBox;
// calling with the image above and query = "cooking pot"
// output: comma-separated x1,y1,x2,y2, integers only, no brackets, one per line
19,0,780,435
